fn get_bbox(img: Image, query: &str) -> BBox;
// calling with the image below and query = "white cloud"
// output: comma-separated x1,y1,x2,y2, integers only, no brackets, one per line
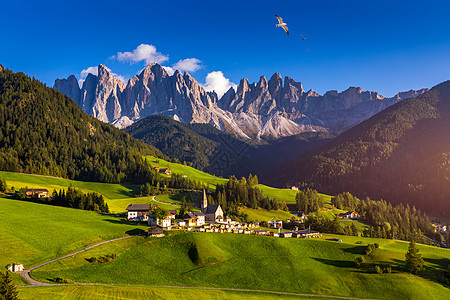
172,58,202,73
80,66,98,78
115,44,169,65
162,66,175,76
203,71,237,98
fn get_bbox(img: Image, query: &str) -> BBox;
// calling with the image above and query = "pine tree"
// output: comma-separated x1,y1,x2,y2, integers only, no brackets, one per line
405,241,424,274
0,178,6,192
0,271,19,300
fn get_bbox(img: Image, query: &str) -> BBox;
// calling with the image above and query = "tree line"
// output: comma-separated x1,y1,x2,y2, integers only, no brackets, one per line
14,185,109,213
210,175,283,219
331,191,444,245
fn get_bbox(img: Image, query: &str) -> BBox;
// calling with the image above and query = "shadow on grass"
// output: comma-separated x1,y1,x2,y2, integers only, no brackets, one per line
125,228,146,236
311,257,355,268
342,246,367,255
115,184,139,198
391,258,450,286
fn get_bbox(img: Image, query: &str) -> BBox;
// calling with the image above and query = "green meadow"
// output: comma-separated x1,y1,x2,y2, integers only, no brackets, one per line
0,197,145,284
18,285,315,300
240,207,295,222
31,232,450,300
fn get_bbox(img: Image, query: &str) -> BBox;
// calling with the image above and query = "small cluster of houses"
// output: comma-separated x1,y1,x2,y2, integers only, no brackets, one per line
431,222,448,233
151,166,172,175
25,188,50,198
338,211,359,219
127,190,322,239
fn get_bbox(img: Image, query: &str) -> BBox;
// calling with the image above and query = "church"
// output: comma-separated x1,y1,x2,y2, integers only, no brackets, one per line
201,189,224,222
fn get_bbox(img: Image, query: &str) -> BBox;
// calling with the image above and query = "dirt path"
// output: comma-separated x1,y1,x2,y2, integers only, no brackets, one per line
20,235,134,286
151,195,181,206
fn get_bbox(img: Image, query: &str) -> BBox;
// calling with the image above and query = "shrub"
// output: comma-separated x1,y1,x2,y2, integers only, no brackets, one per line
374,243,379,248
384,266,392,273
374,265,383,274
53,277,74,284
354,257,364,268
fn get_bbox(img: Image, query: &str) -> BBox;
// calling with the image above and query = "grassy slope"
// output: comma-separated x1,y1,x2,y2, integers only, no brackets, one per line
241,207,295,222
18,285,313,300
32,232,450,300
0,197,145,271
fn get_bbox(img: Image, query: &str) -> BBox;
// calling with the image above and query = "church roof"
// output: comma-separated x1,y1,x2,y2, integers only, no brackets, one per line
205,204,221,214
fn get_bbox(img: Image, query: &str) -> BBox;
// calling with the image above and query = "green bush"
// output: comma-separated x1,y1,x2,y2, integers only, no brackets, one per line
374,265,383,274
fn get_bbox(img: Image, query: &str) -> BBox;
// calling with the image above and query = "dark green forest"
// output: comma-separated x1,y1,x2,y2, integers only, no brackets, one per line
125,115,222,171
278,81,450,216
0,66,164,183
330,192,443,245
211,175,284,220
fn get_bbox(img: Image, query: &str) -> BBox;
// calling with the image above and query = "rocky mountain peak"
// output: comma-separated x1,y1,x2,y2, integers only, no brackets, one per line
54,63,428,139
268,73,283,97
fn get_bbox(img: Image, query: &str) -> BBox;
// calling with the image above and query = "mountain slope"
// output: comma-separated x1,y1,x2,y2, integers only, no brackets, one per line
275,81,450,216
0,66,164,183
54,64,427,139
126,115,333,180
125,115,256,177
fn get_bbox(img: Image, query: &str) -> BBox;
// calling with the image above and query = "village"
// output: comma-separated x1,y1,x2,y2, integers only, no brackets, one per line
126,189,323,239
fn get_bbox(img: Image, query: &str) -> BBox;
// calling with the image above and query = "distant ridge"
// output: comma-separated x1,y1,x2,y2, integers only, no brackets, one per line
274,80,450,216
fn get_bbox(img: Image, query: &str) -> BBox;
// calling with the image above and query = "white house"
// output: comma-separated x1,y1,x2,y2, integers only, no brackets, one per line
148,212,172,229
126,204,151,221
194,212,205,226
268,217,283,229
7,263,24,272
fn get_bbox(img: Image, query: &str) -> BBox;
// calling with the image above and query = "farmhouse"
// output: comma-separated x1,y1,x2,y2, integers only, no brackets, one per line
7,263,24,272
183,212,205,227
147,225,164,237
201,189,225,222
126,204,151,221
254,230,268,236
159,168,172,175
268,217,283,228
339,211,359,219
25,188,49,198
280,232,293,238
167,210,177,219
148,212,172,228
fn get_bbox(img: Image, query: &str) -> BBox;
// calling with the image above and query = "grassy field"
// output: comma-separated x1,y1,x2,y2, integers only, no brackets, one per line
0,171,138,200
0,197,146,284
144,156,228,188
31,231,450,300
240,207,295,222
18,285,318,300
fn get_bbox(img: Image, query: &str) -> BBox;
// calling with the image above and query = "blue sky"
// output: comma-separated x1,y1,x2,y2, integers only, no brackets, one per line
1,0,450,97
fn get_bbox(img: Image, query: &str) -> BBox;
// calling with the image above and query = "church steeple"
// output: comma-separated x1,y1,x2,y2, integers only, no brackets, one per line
201,188,208,213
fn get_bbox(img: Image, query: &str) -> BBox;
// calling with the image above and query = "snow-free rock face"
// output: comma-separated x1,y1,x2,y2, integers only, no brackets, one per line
54,75,81,106
54,63,428,139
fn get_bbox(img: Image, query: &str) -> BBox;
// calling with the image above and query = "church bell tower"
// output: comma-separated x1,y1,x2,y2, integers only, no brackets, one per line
201,189,208,213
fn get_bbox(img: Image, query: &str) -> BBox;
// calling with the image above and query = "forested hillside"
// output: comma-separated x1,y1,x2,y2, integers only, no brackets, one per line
0,66,164,183
276,81,450,216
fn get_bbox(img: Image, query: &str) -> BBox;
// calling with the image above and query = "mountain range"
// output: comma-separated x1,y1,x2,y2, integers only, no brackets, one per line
54,63,427,139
